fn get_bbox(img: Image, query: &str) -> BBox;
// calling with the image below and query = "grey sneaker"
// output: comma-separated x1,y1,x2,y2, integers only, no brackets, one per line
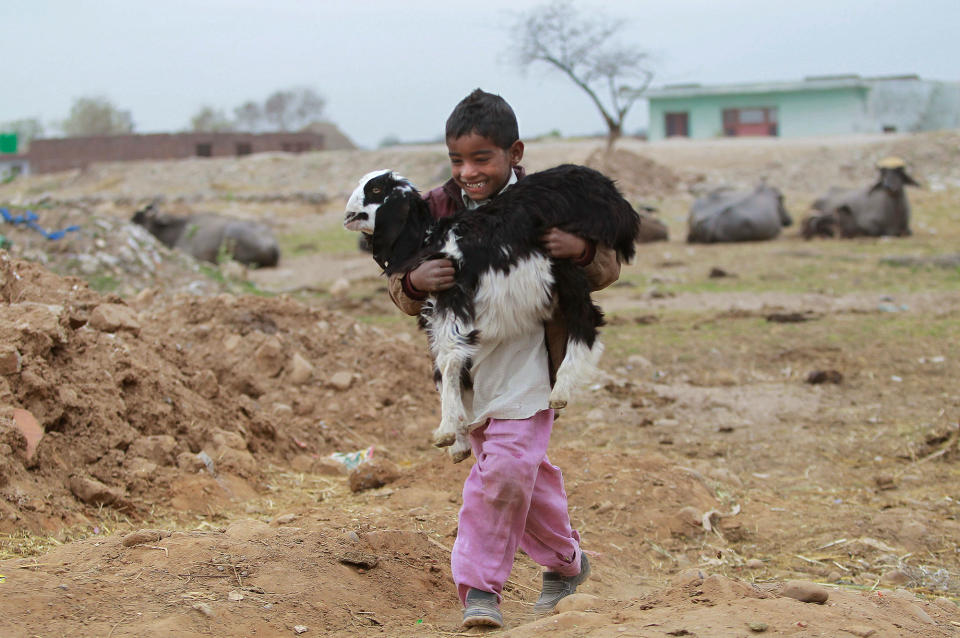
462,588,503,628
533,552,591,614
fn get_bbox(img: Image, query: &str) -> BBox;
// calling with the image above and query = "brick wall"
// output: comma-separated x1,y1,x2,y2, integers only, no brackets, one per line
27,132,328,174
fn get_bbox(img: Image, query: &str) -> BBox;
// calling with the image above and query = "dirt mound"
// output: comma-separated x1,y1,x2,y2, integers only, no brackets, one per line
0,253,435,532
584,148,683,199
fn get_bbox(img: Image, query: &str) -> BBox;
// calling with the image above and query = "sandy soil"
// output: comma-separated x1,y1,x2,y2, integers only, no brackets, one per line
1,133,959,637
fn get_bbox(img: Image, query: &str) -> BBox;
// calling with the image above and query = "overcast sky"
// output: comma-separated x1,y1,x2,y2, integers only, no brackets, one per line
3,0,959,149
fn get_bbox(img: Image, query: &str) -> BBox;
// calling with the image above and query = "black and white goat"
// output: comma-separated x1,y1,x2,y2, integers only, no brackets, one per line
343,164,641,461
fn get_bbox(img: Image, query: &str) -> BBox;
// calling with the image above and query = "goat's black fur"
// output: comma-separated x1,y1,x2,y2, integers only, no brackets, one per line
369,164,638,274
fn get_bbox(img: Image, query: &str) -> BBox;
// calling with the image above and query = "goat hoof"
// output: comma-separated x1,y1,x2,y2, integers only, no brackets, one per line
448,446,472,463
432,432,456,448
549,399,568,410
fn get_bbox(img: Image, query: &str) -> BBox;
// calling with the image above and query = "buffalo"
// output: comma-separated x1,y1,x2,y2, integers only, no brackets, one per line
803,157,918,239
637,205,669,243
687,183,791,243
132,203,280,267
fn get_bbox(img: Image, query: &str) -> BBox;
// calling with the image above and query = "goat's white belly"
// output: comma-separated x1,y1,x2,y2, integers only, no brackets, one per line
473,254,554,341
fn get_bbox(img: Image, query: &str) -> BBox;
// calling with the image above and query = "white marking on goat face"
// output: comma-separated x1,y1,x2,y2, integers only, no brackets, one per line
343,169,415,234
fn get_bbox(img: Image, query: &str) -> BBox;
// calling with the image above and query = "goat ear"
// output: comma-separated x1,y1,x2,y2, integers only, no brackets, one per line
902,170,920,187
370,192,411,270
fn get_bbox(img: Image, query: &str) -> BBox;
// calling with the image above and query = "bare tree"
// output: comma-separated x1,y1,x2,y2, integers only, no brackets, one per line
233,101,264,133
512,0,654,149
189,106,233,132
263,87,326,131
59,96,134,137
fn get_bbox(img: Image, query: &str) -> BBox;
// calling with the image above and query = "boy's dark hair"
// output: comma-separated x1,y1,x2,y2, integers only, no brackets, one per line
445,88,519,149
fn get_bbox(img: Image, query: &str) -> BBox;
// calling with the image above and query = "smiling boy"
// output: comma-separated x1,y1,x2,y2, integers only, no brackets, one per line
386,88,623,628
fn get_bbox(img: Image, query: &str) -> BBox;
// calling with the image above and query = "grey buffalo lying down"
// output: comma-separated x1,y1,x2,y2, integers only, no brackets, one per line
802,157,918,239
132,203,280,267
687,183,791,243
637,205,669,243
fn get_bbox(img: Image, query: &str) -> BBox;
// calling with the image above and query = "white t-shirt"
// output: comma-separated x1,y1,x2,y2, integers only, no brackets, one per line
460,171,551,428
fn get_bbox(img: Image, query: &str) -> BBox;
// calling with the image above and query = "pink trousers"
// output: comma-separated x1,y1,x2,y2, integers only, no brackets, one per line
451,408,582,604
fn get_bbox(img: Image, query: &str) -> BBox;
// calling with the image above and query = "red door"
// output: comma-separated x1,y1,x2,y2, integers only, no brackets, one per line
665,112,689,137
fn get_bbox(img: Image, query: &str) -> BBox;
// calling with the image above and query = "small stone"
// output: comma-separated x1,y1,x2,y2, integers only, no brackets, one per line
748,621,768,632
12,408,43,460
781,580,829,604
88,303,140,333
228,590,244,601
880,569,910,586
254,336,285,377
0,345,22,375
192,369,219,399
594,501,615,514
806,369,843,384
745,559,764,569
271,513,298,526
121,529,172,547
907,603,934,624
934,597,958,611
348,457,400,492
287,353,314,385
339,550,379,569
127,434,178,466
842,626,877,637
554,593,600,614
827,570,843,582
224,519,272,541
192,602,214,617
68,475,124,506
293,626,308,635
223,334,242,351
874,474,896,490
329,371,353,391
672,568,706,586
329,277,350,298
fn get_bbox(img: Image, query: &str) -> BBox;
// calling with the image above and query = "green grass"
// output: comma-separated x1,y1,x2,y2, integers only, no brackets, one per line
87,274,121,293
278,223,358,258
196,263,273,296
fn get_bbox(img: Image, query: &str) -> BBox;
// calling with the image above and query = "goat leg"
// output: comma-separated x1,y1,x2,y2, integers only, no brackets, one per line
447,433,472,463
549,338,604,409
432,356,467,448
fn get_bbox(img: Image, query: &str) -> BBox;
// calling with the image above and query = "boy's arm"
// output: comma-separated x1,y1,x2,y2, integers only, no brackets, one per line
387,259,456,316
580,243,621,291
541,228,622,292
387,272,426,316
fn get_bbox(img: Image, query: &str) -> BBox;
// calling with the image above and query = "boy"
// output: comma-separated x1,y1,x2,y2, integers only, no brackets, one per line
387,89,623,628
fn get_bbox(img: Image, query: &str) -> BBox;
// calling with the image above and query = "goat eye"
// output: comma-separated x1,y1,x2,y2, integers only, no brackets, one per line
372,187,381,194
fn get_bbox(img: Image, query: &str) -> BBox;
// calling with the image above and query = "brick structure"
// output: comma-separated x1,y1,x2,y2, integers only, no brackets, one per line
26,130,350,174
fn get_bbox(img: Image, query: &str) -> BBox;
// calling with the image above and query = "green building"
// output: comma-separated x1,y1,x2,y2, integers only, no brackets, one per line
646,75,960,141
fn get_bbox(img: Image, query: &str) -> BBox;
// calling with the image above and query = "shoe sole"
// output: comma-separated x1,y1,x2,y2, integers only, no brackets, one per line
462,614,503,628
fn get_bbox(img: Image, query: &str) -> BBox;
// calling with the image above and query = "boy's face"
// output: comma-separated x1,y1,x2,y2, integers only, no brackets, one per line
447,132,524,202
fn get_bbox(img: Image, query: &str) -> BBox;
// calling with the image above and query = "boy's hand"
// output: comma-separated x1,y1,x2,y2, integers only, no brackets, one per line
541,228,588,260
408,259,456,292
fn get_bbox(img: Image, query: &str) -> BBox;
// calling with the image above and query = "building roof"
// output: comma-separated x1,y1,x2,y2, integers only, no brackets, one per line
646,75,881,100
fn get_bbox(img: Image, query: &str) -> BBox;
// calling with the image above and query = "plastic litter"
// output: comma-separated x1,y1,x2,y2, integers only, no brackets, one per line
331,446,375,470
0,207,81,240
